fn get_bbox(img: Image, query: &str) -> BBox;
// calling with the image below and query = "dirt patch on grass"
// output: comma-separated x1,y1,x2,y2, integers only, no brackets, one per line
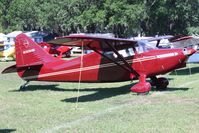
117,95,199,106
165,96,199,104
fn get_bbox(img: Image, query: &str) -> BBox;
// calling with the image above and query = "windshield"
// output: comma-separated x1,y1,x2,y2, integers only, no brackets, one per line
137,40,157,53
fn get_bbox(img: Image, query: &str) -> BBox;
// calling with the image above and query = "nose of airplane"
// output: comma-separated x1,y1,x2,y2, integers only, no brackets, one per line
183,48,196,56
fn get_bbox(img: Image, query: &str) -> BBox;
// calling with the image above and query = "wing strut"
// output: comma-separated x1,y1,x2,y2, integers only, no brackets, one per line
156,40,160,47
87,40,139,77
105,41,139,77
87,45,133,73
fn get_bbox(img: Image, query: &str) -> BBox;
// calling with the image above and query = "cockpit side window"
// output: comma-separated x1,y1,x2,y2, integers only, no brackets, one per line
103,48,135,59
114,48,135,58
137,40,156,53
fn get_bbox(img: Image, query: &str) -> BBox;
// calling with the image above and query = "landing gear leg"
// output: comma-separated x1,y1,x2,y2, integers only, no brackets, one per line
150,76,169,91
131,75,151,94
20,81,30,90
150,76,158,86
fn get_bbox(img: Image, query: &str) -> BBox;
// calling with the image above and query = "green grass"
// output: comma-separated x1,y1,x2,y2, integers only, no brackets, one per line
0,61,199,133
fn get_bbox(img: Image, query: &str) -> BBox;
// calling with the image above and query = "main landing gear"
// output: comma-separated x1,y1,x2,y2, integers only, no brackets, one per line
130,75,169,94
19,81,30,90
150,76,169,91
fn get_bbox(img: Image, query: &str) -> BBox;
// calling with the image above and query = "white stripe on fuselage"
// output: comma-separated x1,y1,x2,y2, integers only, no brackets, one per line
23,52,179,80
157,52,178,58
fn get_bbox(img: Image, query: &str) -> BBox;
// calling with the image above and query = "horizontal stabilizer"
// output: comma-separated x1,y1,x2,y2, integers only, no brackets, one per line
1,63,44,74
1,65,17,74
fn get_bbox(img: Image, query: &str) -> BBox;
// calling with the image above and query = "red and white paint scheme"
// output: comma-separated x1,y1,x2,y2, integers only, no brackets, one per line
2,34,196,94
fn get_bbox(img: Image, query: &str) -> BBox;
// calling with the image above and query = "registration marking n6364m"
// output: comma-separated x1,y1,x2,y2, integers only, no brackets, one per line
23,49,35,54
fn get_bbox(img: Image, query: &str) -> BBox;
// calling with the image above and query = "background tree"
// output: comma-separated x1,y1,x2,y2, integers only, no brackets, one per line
0,0,14,32
0,0,198,37
141,0,199,35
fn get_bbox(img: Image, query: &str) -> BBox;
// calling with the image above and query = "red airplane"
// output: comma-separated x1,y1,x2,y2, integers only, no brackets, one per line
38,42,72,58
1,34,196,94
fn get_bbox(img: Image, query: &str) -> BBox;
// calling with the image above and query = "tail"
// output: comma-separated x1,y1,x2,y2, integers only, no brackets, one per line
15,34,57,67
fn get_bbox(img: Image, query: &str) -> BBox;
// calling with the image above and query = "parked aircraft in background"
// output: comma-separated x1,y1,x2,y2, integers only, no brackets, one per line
169,36,199,63
137,35,199,63
169,35,199,50
38,42,72,58
0,44,15,61
0,33,15,61
2,34,196,94
0,31,47,61
131,35,174,50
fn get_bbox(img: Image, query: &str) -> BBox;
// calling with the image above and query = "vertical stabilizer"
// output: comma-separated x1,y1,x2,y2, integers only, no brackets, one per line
15,34,57,67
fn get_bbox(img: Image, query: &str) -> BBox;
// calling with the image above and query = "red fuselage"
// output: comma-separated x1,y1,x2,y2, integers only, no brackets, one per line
17,48,189,82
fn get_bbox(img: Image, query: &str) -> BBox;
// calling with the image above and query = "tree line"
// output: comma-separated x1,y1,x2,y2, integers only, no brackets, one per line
0,0,198,37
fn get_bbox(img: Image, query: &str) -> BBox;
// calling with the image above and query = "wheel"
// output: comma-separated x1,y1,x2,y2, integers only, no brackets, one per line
19,81,30,91
150,76,158,86
19,85,25,90
156,77,169,91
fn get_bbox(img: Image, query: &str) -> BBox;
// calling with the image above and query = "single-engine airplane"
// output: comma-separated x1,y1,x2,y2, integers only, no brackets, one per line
1,34,196,94
38,42,72,58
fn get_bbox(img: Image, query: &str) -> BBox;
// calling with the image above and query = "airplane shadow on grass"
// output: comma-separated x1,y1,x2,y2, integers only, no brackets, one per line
61,86,189,103
10,77,174,92
62,84,132,103
10,82,189,103
0,129,16,133
169,65,199,75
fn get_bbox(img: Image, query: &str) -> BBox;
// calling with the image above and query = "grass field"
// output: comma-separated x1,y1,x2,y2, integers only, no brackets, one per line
0,61,199,133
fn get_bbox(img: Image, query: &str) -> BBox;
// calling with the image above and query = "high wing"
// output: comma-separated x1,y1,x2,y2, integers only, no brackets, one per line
145,35,173,42
48,34,138,51
169,36,193,42
145,35,173,47
48,34,139,76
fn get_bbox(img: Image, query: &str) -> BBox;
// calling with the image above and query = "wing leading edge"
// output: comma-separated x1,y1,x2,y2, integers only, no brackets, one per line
48,35,138,51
